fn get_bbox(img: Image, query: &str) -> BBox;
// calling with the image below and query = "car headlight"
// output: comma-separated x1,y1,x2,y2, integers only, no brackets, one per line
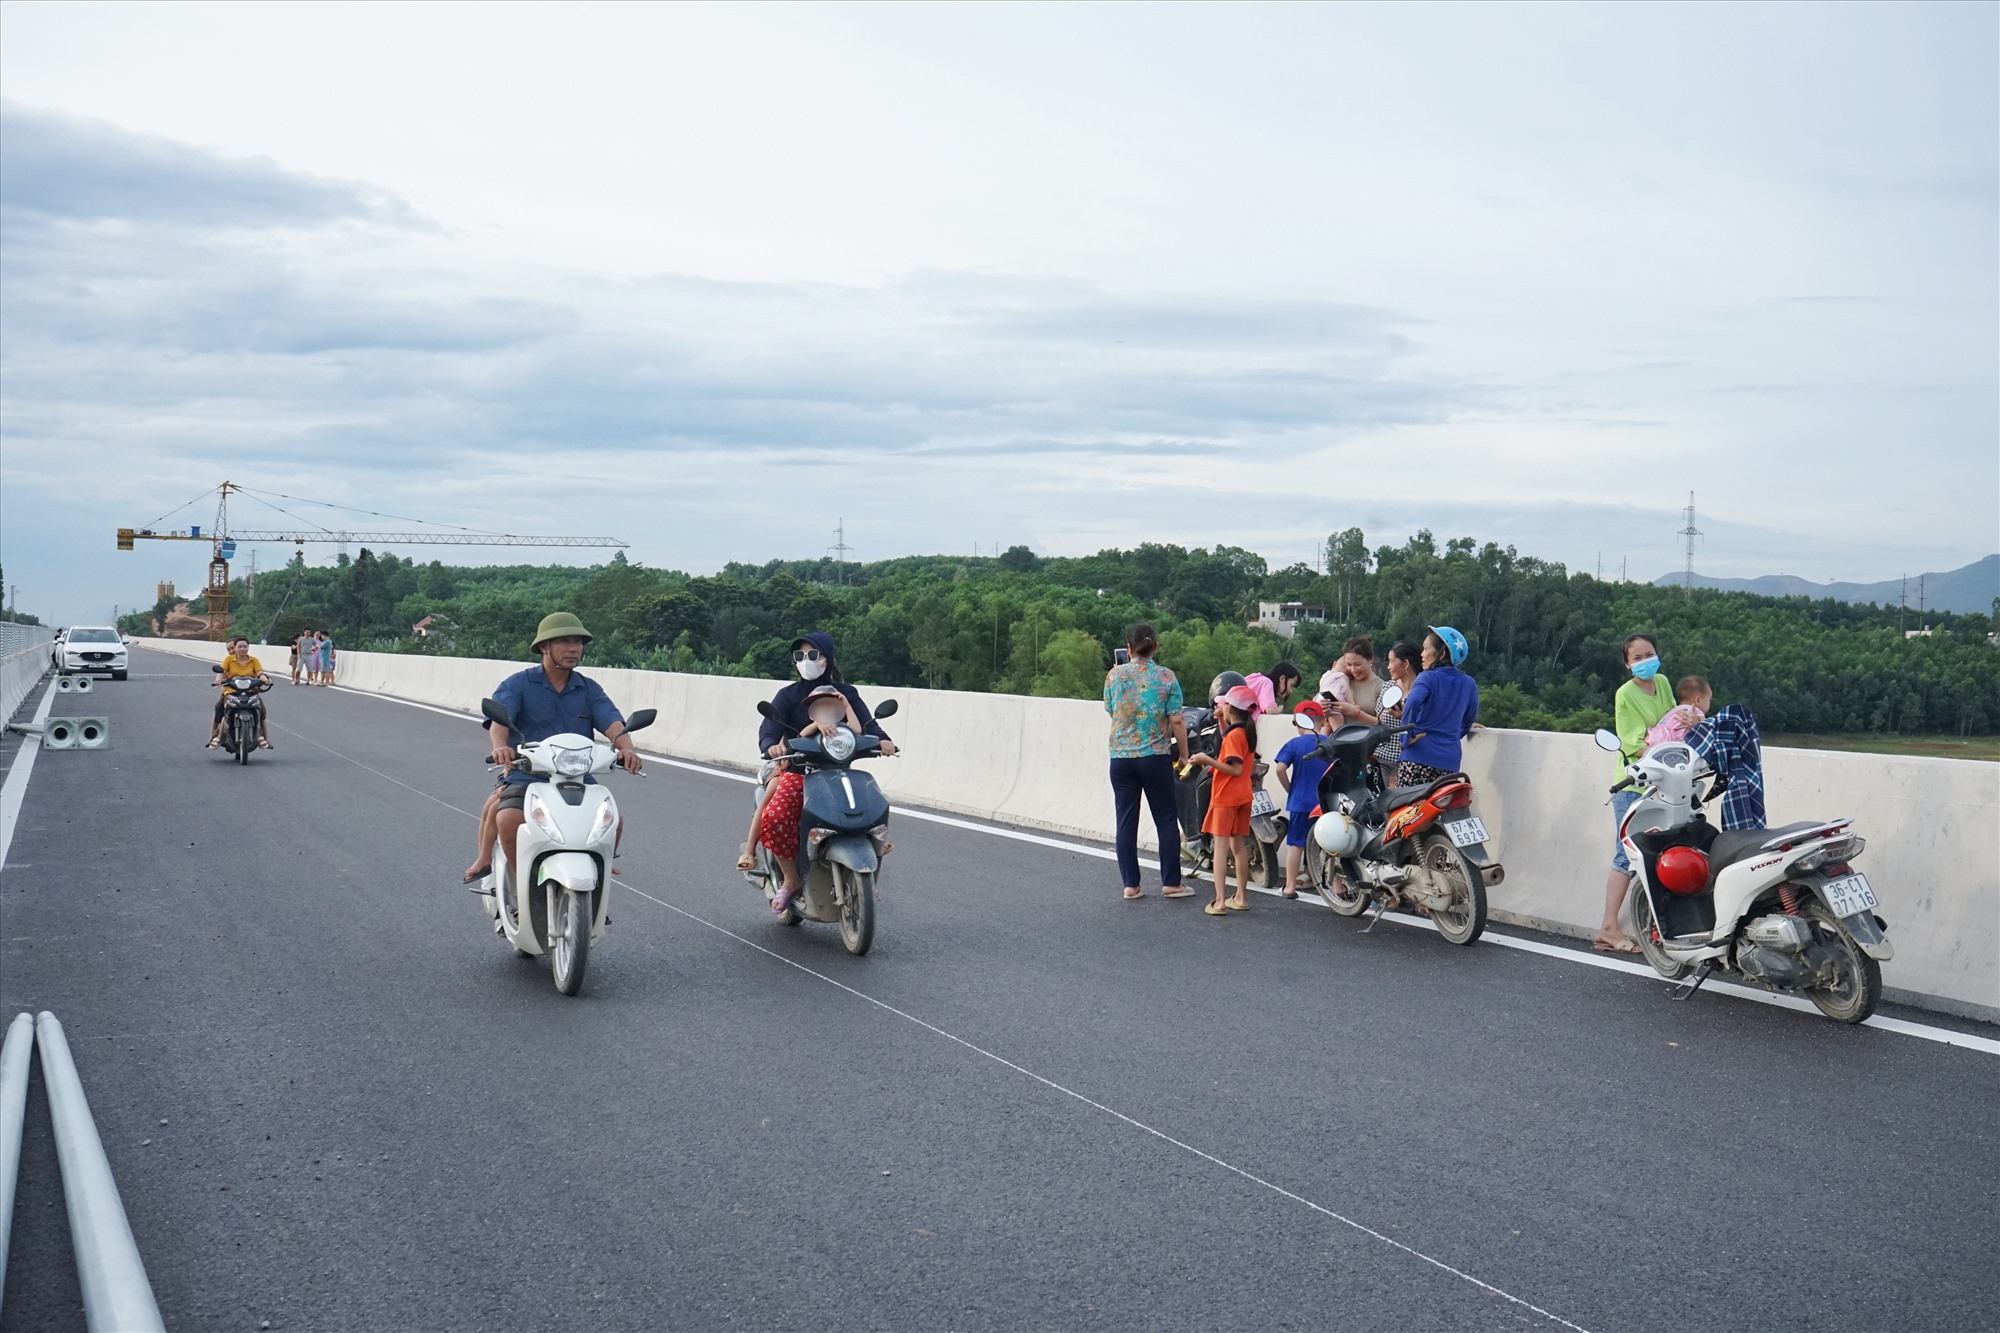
822,727,856,762
552,746,593,778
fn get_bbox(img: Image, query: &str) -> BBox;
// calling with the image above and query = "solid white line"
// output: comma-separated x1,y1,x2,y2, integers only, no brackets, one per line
329,683,2000,1055
0,679,59,872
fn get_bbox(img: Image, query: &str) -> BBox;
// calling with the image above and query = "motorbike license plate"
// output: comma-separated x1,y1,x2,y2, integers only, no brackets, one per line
1444,816,1489,848
1822,872,1878,918
1250,789,1276,817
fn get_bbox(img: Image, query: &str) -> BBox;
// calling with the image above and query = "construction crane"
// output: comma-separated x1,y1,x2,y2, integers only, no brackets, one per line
119,481,627,639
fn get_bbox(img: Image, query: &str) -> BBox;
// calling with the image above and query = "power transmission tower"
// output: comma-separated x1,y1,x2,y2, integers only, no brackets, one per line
830,518,854,586
1918,574,1927,625
1900,576,1908,634
1678,492,1703,601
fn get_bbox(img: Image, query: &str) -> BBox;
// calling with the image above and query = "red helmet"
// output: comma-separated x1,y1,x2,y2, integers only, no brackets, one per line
1656,846,1710,895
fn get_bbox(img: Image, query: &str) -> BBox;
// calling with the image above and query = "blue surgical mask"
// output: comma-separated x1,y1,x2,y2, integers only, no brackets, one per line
1630,655,1662,681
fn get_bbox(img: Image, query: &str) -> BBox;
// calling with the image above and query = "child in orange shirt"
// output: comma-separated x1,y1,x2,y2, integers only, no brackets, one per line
1187,684,1260,915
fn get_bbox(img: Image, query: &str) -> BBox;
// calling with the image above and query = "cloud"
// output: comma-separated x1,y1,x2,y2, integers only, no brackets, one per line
0,99,423,228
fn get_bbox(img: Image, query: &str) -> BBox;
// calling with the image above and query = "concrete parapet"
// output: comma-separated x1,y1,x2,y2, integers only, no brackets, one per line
124,639,1998,1019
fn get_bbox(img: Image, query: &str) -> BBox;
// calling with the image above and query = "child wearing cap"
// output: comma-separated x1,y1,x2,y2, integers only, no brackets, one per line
1185,684,1260,915
740,686,864,913
1273,701,1334,899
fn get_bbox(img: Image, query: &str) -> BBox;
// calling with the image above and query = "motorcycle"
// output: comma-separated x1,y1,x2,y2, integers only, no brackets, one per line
1596,730,1891,1023
1301,684,1504,945
211,666,272,765
1173,705,1285,887
746,698,899,955
475,697,657,996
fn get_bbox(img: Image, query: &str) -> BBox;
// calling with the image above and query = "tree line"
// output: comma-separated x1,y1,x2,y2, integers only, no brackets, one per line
121,531,2000,737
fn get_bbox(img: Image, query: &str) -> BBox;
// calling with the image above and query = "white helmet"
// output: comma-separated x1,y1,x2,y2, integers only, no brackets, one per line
1313,811,1363,857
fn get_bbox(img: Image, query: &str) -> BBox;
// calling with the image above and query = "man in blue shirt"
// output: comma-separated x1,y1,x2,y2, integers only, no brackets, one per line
465,611,643,884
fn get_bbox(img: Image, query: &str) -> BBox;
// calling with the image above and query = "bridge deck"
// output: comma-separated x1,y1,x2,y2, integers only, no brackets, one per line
2,648,1995,1331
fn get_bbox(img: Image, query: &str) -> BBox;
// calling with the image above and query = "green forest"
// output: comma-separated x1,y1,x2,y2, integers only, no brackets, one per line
120,531,2000,737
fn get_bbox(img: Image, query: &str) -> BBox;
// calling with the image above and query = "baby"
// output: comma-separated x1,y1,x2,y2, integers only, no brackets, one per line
1646,675,1713,747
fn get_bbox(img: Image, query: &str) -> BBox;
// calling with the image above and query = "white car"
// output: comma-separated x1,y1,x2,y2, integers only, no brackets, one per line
60,626,128,680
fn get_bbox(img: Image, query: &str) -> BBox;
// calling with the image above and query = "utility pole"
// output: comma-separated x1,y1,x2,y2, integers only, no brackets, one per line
1620,556,1627,584
1900,576,1908,634
829,518,854,586
1918,574,1927,626
1678,493,1703,601
1596,553,1602,581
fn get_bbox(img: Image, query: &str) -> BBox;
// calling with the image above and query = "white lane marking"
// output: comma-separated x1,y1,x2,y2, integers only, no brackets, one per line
610,874,1590,1332
0,679,59,871
330,685,2000,1055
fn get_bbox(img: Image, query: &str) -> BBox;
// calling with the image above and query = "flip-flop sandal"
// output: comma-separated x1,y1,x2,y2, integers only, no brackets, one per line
1122,887,1144,900
1593,938,1640,954
1203,902,1228,916
205,738,221,749
736,853,757,871
771,886,798,915
1225,900,1249,912
461,866,491,884
258,739,273,750
1280,888,1299,900
1161,886,1196,898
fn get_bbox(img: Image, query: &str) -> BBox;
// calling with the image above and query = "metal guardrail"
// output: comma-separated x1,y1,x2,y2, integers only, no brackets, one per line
20,1013,164,1332
0,623,53,658
0,1012,31,1323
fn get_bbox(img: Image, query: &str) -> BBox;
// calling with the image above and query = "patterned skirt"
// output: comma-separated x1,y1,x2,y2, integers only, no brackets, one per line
1394,760,1451,788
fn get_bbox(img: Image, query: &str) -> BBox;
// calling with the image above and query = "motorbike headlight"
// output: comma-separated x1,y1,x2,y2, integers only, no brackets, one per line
822,727,856,762
552,746,593,778
527,791,566,844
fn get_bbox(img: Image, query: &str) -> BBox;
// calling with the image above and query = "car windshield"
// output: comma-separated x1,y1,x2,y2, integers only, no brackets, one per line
69,629,119,643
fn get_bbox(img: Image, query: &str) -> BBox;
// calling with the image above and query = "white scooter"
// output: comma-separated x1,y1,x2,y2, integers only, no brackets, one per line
477,698,655,996
1597,730,1892,1024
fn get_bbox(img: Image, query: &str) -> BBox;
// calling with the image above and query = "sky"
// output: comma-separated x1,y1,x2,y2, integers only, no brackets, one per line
1,1,1994,624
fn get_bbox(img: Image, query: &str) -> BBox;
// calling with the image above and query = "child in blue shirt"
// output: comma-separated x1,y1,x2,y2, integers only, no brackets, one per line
1273,700,1333,899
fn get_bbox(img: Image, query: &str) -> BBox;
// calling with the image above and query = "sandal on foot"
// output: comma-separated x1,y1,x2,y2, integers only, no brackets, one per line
258,738,273,750
771,886,798,915
1122,887,1144,900
1225,898,1249,912
736,850,757,871
1280,888,1299,900
205,737,221,749
1203,902,1228,916
1161,885,1196,899
462,865,492,885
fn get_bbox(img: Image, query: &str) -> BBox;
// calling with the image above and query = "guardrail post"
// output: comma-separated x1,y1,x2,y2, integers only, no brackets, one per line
0,1012,32,1322
34,1012,164,1333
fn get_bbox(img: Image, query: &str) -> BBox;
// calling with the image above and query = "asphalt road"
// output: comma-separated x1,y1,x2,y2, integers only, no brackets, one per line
3,648,1996,1332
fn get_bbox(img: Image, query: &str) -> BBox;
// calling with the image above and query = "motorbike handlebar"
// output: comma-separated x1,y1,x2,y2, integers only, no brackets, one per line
1609,776,1636,794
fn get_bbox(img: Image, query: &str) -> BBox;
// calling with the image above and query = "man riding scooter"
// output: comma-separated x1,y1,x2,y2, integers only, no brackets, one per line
464,613,643,891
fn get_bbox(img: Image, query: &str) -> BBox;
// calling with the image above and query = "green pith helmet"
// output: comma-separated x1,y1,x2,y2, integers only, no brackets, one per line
532,611,594,651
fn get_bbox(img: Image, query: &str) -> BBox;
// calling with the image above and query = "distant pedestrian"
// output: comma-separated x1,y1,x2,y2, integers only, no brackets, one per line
1273,701,1333,899
1597,632,1679,953
1394,627,1479,787
314,630,334,685
1185,683,1260,916
1374,641,1421,788
292,627,313,685
1104,623,1192,901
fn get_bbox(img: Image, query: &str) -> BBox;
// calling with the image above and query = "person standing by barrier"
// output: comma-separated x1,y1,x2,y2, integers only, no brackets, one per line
315,629,335,686
1104,623,1192,901
1186,684,1260,915
1244,662,1301,716
1372,641,1420,788
289,627,308,685
1394,627,1479,787
1273,701,1333,899
1596,632,1679,953
1324,636,1390,724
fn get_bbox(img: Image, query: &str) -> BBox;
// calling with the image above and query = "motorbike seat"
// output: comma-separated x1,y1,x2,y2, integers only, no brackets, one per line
1382,772,1467,811
1707,821,1825,871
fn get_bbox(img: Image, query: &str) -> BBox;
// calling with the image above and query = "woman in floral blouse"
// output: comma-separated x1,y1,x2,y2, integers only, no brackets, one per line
1104,623,1193,901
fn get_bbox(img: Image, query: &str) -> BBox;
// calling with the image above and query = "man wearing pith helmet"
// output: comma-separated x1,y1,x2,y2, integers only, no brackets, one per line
463,612,644,888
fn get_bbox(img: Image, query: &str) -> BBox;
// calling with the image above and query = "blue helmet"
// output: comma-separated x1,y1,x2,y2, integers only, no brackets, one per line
1428,625,1469,667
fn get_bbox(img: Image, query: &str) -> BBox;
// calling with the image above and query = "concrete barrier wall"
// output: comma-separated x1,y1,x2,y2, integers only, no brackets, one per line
1,645,52,724
130,638,1998,1019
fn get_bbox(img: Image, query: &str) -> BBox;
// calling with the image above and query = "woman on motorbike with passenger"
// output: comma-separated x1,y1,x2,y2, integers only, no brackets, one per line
208,635,273,750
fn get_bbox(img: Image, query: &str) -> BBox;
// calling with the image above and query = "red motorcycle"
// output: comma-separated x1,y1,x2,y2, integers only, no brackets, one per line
1303,686,1505,945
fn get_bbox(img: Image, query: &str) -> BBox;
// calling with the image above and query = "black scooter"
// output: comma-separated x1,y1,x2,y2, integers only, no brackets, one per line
211,665,271,765
1173,705,1284,887
747,698,899,955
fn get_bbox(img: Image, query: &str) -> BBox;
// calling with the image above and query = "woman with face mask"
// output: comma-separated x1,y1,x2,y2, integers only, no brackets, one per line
756,631,897,761
1596,632,1679,953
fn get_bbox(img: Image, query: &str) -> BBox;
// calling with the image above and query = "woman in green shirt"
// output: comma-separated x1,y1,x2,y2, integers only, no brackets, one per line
1595,632,1680,952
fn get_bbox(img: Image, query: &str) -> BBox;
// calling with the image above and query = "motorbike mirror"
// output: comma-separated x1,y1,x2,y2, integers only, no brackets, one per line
1378,683,1404,710
874,699,899,720
480,697,514,729
625,708,657,733
1592,728,1620,752
756,700,779,720
210,663,224,673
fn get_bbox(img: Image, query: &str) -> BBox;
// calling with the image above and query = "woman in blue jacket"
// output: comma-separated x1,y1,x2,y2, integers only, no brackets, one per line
1394,626,1480,786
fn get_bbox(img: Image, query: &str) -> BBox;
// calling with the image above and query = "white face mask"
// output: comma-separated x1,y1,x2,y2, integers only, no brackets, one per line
797,656,827,682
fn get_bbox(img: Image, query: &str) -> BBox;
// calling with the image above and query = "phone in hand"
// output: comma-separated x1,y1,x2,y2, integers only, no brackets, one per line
1113,648,1131,666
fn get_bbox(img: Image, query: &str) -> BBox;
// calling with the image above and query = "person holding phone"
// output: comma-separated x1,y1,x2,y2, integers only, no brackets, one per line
1104,622,1191,901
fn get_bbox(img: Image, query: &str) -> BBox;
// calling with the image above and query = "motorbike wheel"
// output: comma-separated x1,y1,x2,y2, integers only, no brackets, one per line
835,865,875,956
1804,904,1881,1024
1420,833,1487,946
234,717,251,765
1310,846,1370,917
549,888,593,996
1254,832,1286,888
1627,878,1692,981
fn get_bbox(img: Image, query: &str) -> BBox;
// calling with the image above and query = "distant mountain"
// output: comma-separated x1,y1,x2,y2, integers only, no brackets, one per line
1653,555,1998,616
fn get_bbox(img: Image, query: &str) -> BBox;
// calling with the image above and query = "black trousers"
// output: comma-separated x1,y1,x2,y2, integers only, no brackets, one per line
1110,754,1183,888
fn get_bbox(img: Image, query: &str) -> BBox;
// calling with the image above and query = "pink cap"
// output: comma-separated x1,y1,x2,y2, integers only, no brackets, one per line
1221,685,1260,714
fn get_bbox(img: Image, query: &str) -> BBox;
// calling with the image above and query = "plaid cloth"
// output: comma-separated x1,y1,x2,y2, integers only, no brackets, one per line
1685,703,1766,831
